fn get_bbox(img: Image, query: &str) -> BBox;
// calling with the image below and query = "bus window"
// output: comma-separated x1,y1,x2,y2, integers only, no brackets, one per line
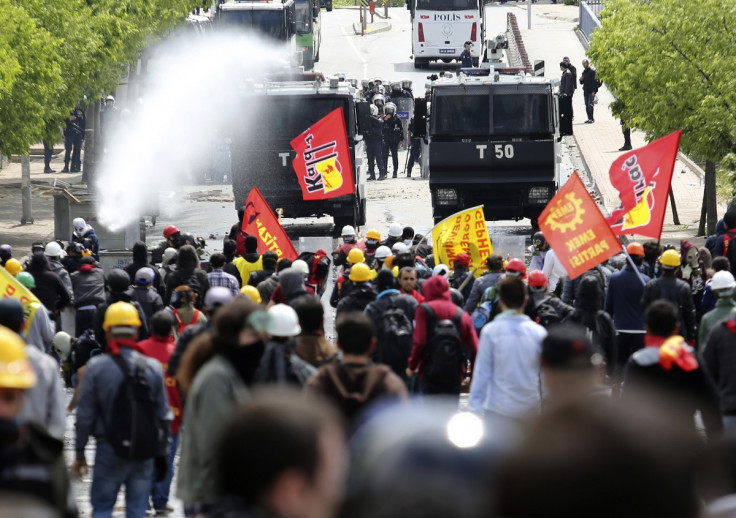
416,0,478,11
432,92,489,136
492,93,551,135
220,10,288,40
294,0,313,33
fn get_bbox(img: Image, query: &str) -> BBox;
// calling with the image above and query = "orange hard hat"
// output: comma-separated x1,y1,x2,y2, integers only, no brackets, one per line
626,242,645,257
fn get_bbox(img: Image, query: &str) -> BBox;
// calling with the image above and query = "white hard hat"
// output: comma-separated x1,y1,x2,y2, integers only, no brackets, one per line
292,259,310,277
711,271,736,291
44,241,62,257
392,242,409,252
106,95,115,102
266,304,302,337
162,247,177,265
433,264,450,278
72,217,87,232
375,246,392,259
388,222,403,238
342,225,356,237
52,331,72,361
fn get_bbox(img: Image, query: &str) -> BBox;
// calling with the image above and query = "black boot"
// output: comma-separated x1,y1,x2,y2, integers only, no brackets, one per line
61,163,70,173
44,166,55,174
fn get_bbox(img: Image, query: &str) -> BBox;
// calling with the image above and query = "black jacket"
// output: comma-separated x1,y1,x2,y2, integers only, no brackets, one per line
641,275,697,341
560,69,575,97
365,290,418,328
703,314,736,415
580,66,599,94
165,267,210,309
336,283,377,317
382,115,403,145
31,271,71,314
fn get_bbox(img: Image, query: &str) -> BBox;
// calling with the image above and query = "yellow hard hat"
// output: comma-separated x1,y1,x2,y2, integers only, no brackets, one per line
366,229,381,241
0,325,36,389
102,301,142,330
349,263,372,282
347,248,365,264
659,249,681,268
240,285,262,304
4,258,22,277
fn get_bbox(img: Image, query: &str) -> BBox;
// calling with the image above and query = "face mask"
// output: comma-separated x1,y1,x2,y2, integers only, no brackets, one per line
403,239,412,246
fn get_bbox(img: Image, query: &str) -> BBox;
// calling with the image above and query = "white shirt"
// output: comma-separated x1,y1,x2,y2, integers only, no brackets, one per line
542,248,568,292
469,312,546,417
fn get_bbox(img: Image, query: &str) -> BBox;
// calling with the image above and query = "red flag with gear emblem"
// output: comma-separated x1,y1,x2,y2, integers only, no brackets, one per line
538,172,620,280
290,107,355,201
606,130,682,239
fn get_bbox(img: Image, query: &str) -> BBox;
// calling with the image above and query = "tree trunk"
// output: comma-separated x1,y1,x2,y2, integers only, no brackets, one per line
82,100,101,185
705,160,717,235
669,188,680,225
698,188,707,237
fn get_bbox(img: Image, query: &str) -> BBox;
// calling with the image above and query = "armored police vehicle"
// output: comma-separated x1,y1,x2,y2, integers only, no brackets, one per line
415,70,559,225
227,74,368,228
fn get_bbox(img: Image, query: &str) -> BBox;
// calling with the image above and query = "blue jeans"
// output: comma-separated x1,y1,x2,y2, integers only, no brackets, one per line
90,441,153,518
584,92,595,121
150,432,180,509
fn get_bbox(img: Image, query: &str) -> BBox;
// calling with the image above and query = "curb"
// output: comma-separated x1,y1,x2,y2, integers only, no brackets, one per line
352,22,392,34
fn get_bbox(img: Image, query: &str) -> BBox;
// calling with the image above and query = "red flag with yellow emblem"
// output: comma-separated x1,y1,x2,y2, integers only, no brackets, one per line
606,130,681,239
538,172,620,280
290,107,355,201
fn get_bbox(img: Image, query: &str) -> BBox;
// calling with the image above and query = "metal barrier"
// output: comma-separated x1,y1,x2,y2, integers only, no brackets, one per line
579,1,603,44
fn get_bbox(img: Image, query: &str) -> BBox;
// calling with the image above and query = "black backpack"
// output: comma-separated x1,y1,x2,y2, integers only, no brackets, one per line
530,297,565,329
420,304,465,384
105,354,167,461
254,341,317,387
374,301,414,378
178,272,203,309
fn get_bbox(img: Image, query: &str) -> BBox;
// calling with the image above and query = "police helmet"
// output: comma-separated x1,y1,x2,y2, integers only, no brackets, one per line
373,94,385,107
392,82,401,91
370,104,378,116
105,95,115,103
401,79,412,89
385,102,396,114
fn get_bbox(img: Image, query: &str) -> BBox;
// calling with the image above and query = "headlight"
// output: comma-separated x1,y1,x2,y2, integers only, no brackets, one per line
528,187,551,204
435,188,458,206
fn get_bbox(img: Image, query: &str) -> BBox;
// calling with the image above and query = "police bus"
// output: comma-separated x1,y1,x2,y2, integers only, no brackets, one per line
218,0,321,70
414,70,559,226
408,0,481,68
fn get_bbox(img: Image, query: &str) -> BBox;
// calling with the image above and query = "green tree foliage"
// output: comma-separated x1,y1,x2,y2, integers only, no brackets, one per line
588,0,736,162
0,0,191,156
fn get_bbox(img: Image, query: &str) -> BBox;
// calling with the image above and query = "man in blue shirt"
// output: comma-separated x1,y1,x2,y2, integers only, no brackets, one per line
460,41,473,68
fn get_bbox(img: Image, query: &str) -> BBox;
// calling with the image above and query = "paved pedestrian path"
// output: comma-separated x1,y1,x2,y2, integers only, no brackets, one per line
515,3,713,243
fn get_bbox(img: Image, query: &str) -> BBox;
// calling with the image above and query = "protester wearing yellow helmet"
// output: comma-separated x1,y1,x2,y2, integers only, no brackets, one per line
0,324,77,517
3,258,22,276
72,301,172,517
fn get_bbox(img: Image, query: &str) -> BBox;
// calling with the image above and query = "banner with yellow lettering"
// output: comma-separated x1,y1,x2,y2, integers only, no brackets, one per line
432,205,494,277
538,172,620,280
242,186,299,260
0,267,40,339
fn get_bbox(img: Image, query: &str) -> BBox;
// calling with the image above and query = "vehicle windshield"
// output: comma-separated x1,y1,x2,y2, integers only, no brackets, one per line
220,9,287,40
492,93,551,135
294,0,312,33
432,92,490,136
235,97,353,139
416,0,478,12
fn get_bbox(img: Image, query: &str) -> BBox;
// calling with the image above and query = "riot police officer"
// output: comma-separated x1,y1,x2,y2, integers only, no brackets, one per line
382,102,404,178
373,92,386,115
366,105,386,181
406,117,422,178
401,79,413,98
62,103,85,173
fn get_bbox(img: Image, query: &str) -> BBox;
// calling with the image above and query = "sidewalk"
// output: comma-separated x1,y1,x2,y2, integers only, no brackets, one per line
0,149,83,254
516,3,710,245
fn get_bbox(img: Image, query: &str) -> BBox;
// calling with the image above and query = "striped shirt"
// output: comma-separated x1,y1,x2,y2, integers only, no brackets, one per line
207,269,240,297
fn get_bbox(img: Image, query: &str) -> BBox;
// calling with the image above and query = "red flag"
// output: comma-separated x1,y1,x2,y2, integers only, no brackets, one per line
242,187,298,260
539,172,620,280
606,130,682,239
290,107,355,201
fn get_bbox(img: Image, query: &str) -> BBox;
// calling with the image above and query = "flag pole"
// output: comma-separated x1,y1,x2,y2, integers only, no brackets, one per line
622,245,647,286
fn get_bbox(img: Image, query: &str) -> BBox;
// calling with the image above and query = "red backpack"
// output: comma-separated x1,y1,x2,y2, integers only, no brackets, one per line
171,308,201,335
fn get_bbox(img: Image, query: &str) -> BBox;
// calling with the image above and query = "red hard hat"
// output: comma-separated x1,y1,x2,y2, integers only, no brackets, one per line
453,253,470,267
528,269,548,287
626,242,645,257
163,225,180,239
506,258,527,279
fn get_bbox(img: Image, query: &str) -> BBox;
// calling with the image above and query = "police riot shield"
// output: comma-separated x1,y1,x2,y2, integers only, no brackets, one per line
395,97,414,150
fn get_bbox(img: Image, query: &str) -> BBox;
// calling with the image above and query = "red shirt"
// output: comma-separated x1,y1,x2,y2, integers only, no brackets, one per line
138,335,182,434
